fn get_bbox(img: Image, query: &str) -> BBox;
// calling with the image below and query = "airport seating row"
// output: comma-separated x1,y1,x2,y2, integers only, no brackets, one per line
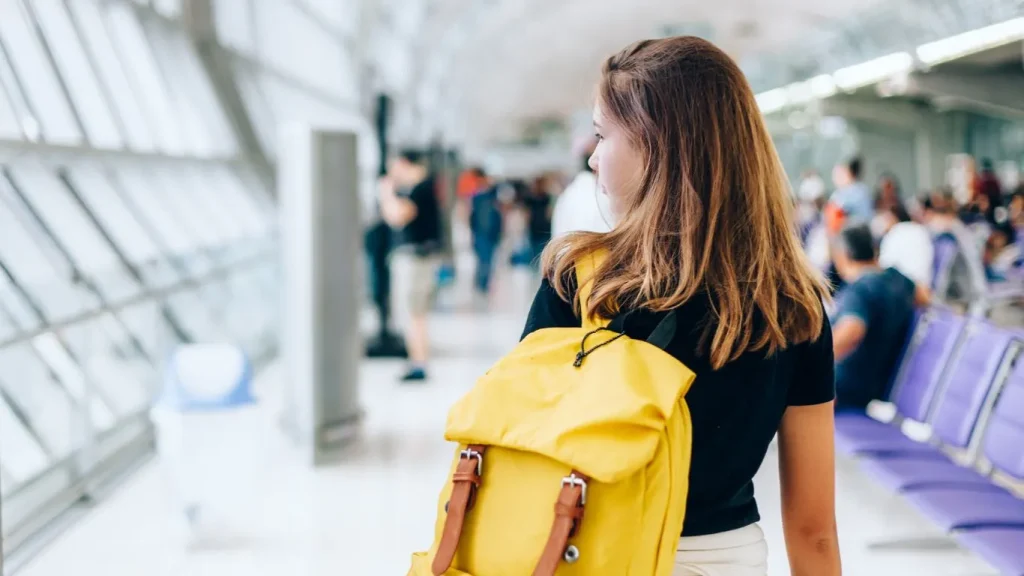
835,309,1024,575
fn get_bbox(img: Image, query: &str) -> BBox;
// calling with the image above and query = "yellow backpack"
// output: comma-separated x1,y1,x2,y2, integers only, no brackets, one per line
410,253,697,576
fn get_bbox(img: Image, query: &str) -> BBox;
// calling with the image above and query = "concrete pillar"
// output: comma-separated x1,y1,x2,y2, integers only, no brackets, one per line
279,126,363,465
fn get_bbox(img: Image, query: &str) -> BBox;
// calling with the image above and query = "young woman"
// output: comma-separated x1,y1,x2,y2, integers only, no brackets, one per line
522,37,842,576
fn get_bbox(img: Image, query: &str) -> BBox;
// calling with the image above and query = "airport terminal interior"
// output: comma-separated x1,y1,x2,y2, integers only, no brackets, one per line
0,0,1023,574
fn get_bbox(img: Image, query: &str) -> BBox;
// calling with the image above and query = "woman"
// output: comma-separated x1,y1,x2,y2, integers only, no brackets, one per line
522,37,841,575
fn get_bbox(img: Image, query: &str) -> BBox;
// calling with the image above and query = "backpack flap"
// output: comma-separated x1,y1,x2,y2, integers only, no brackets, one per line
444,325,695,484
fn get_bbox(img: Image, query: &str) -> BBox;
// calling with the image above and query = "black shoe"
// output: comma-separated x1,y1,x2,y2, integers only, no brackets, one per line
400,368,427,383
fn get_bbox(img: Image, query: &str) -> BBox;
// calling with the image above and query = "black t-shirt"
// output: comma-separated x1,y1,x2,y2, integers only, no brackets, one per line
522,279,835,537
396,176,441,253
524,195,552,243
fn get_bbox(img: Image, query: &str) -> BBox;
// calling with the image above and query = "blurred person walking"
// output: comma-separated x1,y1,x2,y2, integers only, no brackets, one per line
523,175,555,267
378,149,441,382
828,157,874,226
524,36,840,576
469,176,503,294
796,169,826,244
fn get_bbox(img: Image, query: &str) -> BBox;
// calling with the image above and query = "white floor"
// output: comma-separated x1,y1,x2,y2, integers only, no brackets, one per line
17,264,999,576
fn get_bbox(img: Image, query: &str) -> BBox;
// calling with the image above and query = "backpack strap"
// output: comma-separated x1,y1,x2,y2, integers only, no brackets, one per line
533,471,589,576
606,309,680,351
646,309,679,350
574,251,608,330
432,445,487,575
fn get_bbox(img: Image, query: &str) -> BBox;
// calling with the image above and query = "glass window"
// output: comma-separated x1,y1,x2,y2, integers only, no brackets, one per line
252,1,356,101
0,0,82,144
7,165,141,303
113,166,214,276
0,80,21,139
224,267,272,349
153,0,182,18
30,0,123,149
0,345,78,460
0,300,19,342
144,23,237,156
1,466,13,495
0,389,51,486
257,70,354,129
299,0,358,39
31,333,116,431
66,165,179,289
211,166,272,239
119,301,182,361
234,166,275,213
141,22,211,156
166,289,224,342
145,169,230,269
157,168,231,250
0,47,38,140
233,69,277,159
104,3,184,155
0,174,97,321
67,0,156,152
0,268,40,335
59,316,157,416
181,167,255,261
213,0,255,54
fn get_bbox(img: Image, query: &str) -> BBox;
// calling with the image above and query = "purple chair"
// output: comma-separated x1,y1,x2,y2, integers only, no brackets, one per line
903,352,1024,532
954,529,1024,576
856,324,1017,492
834,311,966,456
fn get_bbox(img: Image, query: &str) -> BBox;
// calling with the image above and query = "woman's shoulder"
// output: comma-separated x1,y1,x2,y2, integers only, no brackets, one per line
522,277,580,339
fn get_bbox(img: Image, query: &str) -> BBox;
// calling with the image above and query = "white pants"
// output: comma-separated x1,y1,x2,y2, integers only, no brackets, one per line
673,524,768,576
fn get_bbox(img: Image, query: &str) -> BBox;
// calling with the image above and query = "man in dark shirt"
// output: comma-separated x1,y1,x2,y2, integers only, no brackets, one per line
830,224,917,411
379,149,442,382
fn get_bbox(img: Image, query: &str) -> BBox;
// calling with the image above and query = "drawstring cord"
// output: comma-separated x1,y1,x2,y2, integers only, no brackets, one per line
573,327,626,368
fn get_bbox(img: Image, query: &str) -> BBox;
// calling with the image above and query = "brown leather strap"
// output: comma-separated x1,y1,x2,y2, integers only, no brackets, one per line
533,471,589,576
432,445,486,575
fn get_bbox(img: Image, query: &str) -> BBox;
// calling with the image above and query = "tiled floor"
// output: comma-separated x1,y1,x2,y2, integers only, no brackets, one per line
17,265,998,576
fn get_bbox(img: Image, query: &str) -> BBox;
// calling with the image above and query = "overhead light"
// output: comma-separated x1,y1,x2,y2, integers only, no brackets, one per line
916,17,1024,65
833,52,914,91
809,74,837,99
786,80,815,104
755,88,788,114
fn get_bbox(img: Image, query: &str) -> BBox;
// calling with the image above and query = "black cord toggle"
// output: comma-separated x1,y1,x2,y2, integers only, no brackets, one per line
573,327,626,368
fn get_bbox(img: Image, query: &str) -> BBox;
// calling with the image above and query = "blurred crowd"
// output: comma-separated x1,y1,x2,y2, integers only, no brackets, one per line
797,156,1022,308
371,144,1022,389
797,155,1022,411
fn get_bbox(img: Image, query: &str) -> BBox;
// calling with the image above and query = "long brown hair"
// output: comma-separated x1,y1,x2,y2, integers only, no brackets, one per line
543,36,828,369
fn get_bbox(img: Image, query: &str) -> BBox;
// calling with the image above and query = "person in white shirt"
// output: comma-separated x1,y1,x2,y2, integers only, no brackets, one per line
551,136,613,237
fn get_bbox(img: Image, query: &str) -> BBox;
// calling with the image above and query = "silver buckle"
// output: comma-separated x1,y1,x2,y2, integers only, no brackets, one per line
561,473,588,505
460,448,483,475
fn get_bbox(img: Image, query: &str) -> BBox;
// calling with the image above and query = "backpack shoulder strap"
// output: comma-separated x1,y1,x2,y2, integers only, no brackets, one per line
645,309,678,350
574,251,608,330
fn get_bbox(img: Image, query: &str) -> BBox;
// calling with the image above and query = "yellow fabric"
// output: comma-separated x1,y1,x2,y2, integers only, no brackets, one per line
410,253,696,576
575,250,608,330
